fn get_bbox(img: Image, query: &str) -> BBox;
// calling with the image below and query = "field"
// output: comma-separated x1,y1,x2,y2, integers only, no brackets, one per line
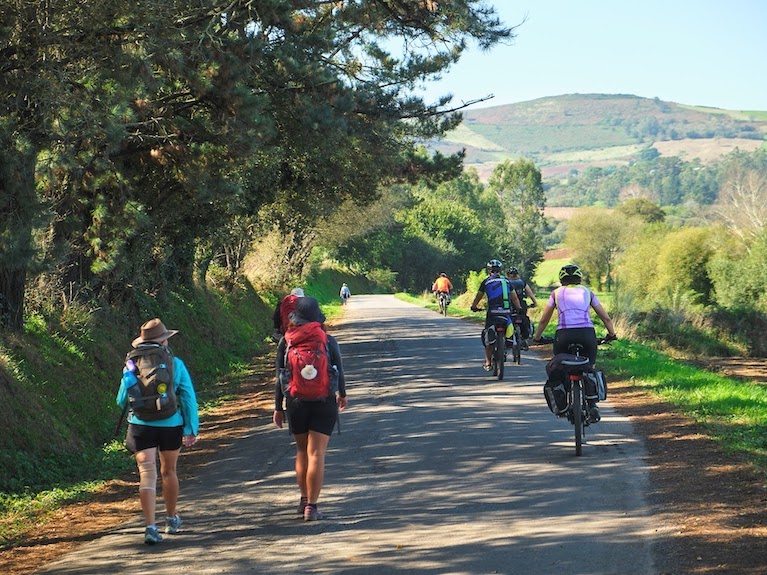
652,137,765,162
533,257,568,288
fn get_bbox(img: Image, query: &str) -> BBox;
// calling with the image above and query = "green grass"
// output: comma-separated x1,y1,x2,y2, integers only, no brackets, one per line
599,340,767,470
470,123,636,155
0,441,134,546
533,258,569,288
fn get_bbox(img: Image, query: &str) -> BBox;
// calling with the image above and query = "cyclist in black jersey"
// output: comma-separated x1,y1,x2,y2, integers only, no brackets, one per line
470,259,521,371
507,267,538,349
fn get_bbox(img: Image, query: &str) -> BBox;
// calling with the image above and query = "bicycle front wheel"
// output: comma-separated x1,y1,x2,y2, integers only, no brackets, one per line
573,381,583,456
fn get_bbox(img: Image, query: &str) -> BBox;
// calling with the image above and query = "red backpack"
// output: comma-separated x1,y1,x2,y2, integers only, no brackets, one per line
279,294,300,334
284,322,333,400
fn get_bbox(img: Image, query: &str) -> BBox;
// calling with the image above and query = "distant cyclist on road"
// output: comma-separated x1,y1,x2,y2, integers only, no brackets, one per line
507,266,538,350
532,264,617,421
470,259,521,371
432,272,453,302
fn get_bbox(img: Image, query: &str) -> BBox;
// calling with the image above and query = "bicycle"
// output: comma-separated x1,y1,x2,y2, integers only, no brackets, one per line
436,292,450,316
535,335,614,456
508,311,524,365
472,307,512,380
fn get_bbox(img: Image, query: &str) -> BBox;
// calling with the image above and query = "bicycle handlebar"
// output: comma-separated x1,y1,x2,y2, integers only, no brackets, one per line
531,335,617,346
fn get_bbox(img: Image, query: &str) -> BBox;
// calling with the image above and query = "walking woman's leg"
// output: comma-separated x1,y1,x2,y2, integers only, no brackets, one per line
158,448,181,517
294,432,309,499
135,447,159,526
306,430,331,504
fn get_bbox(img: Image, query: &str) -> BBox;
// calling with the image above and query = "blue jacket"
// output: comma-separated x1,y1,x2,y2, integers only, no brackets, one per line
116,356,200,436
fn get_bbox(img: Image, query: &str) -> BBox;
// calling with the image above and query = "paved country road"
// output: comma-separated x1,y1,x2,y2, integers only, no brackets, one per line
37,295,660,575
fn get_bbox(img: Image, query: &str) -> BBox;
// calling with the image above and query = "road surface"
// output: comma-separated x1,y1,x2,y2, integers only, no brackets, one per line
37,295,659,575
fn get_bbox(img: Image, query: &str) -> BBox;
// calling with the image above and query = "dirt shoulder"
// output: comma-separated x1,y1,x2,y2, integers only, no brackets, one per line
2,352,767,575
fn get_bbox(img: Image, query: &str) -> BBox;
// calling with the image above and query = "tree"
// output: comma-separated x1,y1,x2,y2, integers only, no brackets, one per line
616,223,669,309
654,227,714,306
564,208,635,290
0,1,515,330
616,198,666,223
714,164,767,245
331,171,499,292
486,159,546,277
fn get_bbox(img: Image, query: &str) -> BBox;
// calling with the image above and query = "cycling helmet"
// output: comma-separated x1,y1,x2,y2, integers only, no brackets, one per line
559,264,584,284
440,273,447,277
508,266,519,275
486,259,503,273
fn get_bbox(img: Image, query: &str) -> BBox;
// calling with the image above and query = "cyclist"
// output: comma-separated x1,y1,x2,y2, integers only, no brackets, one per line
432,273,453,306
532,263,617,421
470,259,522,371
507,266,538,350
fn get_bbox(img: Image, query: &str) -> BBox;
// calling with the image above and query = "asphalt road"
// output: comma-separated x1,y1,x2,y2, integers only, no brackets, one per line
37,294,659,575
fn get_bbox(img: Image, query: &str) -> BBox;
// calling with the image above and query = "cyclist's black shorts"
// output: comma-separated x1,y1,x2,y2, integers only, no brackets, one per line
554,327,598,365
485,311,511,329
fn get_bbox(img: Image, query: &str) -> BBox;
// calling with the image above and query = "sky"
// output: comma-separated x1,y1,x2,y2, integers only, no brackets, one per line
419,0,767,111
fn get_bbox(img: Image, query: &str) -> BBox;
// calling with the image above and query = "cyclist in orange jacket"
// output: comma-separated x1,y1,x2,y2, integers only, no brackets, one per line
432,273,453,296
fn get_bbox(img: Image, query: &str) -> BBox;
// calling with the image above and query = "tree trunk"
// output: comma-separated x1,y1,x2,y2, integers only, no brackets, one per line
0,138,38,332
0,268,26,331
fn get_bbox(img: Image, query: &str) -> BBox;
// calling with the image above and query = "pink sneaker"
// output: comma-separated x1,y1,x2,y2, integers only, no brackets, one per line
303,504,323,521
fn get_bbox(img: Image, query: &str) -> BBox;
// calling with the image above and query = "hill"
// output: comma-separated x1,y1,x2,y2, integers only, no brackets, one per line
428,93,767,180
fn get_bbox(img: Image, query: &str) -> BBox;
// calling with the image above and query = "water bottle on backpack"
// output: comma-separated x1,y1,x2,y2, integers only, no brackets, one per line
123,359,145,410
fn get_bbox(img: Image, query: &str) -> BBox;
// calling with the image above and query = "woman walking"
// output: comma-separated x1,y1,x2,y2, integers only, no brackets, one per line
273,297,348,520
117,318,199,544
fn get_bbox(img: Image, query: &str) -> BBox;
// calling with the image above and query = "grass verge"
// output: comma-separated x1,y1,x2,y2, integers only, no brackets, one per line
598,340,767,472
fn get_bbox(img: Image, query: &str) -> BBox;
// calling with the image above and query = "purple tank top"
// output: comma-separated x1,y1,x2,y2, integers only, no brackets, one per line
548,286,598,329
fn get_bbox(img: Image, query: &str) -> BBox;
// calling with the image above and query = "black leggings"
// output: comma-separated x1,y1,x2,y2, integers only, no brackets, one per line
554,327,598,365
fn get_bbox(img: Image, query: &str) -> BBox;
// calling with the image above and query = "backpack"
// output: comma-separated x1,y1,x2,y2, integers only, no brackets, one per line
484,275,513,314
279,294,300,333
125,343,177,421
280,322,339,400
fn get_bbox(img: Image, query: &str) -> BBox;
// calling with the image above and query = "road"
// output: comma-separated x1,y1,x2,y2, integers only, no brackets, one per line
37,294,659,575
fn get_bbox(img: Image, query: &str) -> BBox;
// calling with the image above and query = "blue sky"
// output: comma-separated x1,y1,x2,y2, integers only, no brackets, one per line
419,0,767,111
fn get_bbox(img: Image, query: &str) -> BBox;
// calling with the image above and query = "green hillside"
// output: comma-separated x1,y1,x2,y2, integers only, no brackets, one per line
430,93,767,178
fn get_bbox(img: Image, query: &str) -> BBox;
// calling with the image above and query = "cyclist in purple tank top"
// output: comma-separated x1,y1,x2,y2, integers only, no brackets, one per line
533,264,617,422
533,264,617,365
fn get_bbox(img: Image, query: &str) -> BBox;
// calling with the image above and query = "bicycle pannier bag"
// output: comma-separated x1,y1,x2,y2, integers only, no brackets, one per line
543,380,569,415
482,326,497,347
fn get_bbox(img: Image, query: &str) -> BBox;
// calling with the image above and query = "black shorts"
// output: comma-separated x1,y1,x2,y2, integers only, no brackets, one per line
125,423,183,454
286,396,338,436
554,327,598,365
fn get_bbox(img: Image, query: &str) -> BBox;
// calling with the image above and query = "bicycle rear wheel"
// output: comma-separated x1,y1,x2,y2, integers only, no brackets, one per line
495,334,505,380
573,381,583,456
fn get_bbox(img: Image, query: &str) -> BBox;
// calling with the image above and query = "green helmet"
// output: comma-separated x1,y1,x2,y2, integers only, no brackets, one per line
559,264,584,283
